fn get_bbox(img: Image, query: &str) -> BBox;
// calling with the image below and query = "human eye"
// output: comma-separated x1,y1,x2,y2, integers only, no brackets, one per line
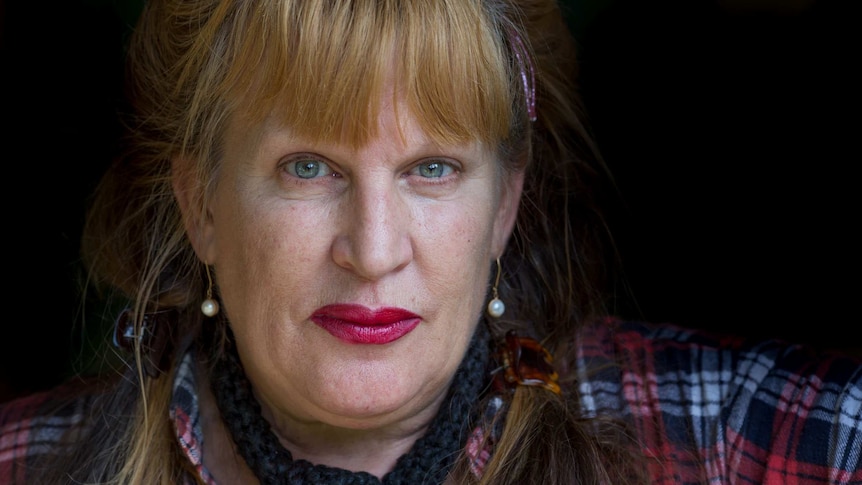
409,159,457,179
281,154,336,180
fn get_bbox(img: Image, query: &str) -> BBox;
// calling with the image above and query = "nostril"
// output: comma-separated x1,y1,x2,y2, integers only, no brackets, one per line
331,224,412,280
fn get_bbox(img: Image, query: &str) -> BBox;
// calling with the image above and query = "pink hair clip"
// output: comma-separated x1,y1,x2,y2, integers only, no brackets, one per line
507,28,537,122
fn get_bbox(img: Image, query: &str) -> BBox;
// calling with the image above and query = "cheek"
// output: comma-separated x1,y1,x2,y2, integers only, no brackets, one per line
210,195,330,314
414,204,481,254
415,201,496,297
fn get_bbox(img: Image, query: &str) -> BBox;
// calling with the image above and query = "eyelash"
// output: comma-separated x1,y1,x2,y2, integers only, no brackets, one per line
408,160,457,179
281,156,337,180
279,155,460,183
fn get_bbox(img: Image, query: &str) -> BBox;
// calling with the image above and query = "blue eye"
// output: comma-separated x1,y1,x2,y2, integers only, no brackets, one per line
296,160,321,178
414,161,454,178
285,157,334,179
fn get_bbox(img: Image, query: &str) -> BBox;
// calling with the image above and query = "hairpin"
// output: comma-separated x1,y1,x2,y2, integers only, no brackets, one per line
507,28,537,122
113,307,176,378
493,330,560,394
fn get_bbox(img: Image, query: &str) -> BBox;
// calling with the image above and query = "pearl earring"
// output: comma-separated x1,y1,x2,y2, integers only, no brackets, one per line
201,264,220,317
486,258,505,318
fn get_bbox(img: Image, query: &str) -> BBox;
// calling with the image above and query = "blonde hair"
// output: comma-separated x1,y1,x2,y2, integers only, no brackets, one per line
61,0,650,483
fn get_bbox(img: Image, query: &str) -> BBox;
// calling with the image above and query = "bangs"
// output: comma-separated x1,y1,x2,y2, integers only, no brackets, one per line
222,0,513,148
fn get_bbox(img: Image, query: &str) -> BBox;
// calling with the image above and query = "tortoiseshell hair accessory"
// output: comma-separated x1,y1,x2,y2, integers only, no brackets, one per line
493,330,560,395
113,307,176,379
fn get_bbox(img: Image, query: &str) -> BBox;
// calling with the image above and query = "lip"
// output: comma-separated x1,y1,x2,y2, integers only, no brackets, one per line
310,304,421,344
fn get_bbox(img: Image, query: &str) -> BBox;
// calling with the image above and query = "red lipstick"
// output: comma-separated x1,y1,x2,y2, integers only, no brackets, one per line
310,304,421,344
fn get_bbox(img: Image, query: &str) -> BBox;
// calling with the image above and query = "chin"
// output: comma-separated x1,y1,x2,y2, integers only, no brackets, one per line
312,391,417,429
308,365,437,426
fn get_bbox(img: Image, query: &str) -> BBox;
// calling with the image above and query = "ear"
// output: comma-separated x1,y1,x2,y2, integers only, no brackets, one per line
172,157,218,264
491,168,525,258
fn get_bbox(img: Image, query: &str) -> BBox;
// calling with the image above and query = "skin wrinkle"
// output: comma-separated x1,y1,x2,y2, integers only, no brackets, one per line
186,86,523,477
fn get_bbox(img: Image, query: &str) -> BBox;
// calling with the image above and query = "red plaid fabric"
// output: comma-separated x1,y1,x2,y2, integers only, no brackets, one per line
4,318,861,484
573,318,862,484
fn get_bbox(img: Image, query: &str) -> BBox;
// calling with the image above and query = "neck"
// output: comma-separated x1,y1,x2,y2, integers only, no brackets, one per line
271,425,425,478
200,376,435,481
199,376,259,483
258,392,448,478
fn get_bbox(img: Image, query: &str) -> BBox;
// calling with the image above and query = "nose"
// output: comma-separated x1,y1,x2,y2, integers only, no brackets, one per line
331,180,413,280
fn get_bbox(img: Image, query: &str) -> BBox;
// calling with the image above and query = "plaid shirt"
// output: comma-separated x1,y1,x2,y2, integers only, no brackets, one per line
2,318,861,484
574,318,862,484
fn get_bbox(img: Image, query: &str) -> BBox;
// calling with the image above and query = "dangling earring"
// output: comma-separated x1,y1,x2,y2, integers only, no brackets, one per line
486,258,505,318
201,264,220,317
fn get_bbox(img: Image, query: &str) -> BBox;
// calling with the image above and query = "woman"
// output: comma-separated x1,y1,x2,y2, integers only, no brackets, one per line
1,0,860,484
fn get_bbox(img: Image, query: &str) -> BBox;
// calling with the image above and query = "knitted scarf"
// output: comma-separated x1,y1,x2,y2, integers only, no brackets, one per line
211,323,492,484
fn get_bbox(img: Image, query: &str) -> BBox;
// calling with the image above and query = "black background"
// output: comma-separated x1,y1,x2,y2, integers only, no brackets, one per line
1,0,858,402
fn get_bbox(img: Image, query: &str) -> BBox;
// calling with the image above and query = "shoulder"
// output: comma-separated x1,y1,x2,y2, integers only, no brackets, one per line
574,317,862,484
1,379,93,436
578,316,862,380
0,377,110,483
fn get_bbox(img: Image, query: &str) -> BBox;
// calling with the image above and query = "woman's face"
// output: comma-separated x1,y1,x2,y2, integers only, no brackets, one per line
181,97,522,434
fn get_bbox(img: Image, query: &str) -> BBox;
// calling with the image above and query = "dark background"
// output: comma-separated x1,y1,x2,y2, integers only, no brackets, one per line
1,0,858,402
